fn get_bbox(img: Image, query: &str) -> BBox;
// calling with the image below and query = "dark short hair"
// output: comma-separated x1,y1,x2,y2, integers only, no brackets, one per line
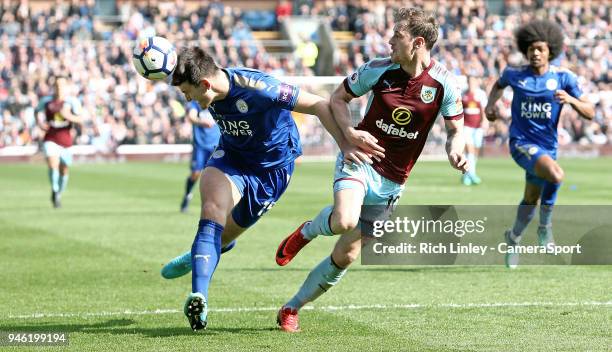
394,7,439,50
51,75,68,88
515,20,564,60
171,47,219,86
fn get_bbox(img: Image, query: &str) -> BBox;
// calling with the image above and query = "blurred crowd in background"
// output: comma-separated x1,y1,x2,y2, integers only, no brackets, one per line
0,0,610,152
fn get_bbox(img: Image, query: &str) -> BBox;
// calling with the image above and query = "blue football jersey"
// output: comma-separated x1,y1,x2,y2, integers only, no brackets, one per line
187,101,221,150
207,68,301,170
499,65,583,150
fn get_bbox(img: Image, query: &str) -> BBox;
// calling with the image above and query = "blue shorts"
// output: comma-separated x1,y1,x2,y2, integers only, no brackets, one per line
333,153,404,222
190,146,215,172
206,149,295,228
510,139,556,187
42,141,73,166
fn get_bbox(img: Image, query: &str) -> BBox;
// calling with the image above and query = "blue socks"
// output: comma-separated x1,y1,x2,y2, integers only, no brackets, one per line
512,180,560,236
285,256,347,310
512,200,536,237
48,168,60,193
539,181,560,227
191,219,223,299
301,206,334,240
185,177,196,197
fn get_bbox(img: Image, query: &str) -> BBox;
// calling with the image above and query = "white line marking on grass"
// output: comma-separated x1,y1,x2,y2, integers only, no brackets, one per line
6,301,612,320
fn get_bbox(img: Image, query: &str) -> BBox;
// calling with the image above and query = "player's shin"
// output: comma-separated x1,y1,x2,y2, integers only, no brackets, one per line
58,174,69,193
285,256,346,310
466,153,476,176
48,168,60,193
191,219,223,298
301,205,335,240
538,181,560,245
185,176,196,197
511,200,537,239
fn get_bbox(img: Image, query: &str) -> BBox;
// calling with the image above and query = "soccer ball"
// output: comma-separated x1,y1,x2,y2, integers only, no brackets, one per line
132,36,177,81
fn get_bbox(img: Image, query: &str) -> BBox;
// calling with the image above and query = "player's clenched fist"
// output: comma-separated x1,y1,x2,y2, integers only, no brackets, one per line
484,104,498,122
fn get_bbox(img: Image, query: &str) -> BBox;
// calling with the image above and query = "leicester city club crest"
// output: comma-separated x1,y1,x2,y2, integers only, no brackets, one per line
545,78,558,91
420,85,436,104
236,99,249,113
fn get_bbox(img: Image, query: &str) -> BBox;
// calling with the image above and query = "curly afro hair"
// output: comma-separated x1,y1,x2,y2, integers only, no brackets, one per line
515,20,564,60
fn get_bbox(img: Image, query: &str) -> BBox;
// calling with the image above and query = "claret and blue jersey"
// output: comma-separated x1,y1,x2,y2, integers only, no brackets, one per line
344,58,464,184
206,67,302,171
499,65,583,151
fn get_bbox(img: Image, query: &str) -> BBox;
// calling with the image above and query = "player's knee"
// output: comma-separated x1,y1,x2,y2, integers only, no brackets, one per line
201,201,227,221
550,167,564,184
523,194,539,205
330,211,359,234
191,172,201,181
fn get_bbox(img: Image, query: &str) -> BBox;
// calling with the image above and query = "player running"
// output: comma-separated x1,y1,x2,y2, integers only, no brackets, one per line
162,46,382,331
36,76,83,208
179,101,221,213
461,76,488,186
484,20,594,268
274,7,468,332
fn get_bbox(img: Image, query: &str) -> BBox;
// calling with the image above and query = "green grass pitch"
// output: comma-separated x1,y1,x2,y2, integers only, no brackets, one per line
1,158,610,351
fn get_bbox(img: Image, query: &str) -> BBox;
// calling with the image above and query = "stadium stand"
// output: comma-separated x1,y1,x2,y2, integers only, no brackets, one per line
0,0,609,159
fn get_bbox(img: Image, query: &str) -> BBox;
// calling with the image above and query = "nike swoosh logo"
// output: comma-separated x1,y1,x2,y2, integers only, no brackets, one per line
276,237,290,259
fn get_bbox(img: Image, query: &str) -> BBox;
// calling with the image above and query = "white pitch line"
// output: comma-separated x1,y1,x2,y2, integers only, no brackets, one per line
5,301,612,320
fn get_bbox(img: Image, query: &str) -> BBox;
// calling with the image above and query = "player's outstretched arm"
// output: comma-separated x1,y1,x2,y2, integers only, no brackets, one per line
484,80,505,121
187,108,216,128
444,118,469,173
60,104,83,125
554,91,595,120
293,90,348,148
329,84,385,161
294,90,377,165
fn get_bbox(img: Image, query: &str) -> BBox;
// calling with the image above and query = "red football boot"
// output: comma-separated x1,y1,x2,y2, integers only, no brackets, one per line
276,221,311,266
277,306,300,332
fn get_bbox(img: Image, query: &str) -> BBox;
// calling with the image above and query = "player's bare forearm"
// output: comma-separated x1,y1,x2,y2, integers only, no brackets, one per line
314,101,350,148
329,85,356,137
330,84,385,160
571,97,595,120
486,81,504,105
445,127,464,156
191,116,216,128
445,119,469,173
554,91,595,120
484,81,504,121
294,90,349,149
60,107,83,124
